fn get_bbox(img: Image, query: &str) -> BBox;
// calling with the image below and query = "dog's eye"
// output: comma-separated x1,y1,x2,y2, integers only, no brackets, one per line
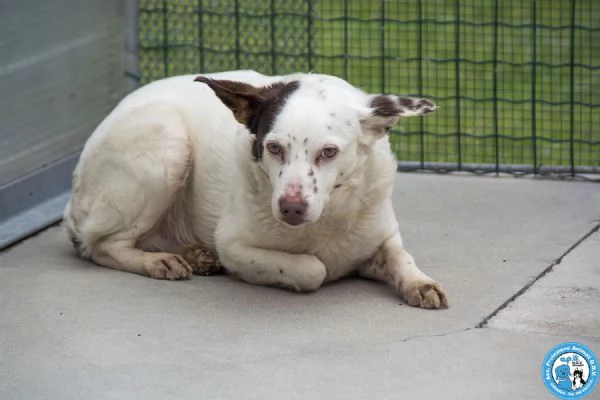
266,142,283,155
320,146,338,159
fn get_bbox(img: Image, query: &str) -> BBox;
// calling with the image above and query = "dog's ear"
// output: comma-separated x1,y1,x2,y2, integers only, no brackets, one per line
360,94,437,137
195,77,300,139
195,77,263,126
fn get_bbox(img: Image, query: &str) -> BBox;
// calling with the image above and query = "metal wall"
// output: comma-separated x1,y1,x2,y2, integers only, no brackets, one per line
0,0,131,248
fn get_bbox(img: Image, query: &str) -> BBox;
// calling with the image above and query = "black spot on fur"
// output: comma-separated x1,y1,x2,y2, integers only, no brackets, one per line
329,112,336,117
293,136,297,142
314,187,318,193
308,169,314,176
334,184,342,189
279,268,283,274
313,178,317,185
327,125,332,130
303,138,308,145
278,170,282,177
295,154,298,161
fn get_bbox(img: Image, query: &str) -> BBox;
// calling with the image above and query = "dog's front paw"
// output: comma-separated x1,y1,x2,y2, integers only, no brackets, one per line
287,255,328,292
145,253,193,280
400,280,448,309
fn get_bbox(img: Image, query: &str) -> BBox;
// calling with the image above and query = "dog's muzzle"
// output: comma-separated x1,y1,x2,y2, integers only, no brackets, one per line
278,183,307,226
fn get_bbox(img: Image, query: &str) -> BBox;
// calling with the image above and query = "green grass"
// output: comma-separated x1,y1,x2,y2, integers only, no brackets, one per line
138,0,599,168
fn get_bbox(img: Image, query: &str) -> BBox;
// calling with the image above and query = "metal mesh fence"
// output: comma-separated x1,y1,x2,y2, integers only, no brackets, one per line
138,0,599,177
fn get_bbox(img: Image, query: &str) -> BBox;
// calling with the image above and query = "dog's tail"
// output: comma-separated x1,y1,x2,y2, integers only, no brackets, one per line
63,199,83,257
69,230,84,256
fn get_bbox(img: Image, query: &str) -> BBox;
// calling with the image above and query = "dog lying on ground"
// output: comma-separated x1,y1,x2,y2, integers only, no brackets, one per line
64,70,448,309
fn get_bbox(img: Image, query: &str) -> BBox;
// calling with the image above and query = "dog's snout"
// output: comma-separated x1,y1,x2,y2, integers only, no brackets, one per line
278,197,307,226
280,200,307,217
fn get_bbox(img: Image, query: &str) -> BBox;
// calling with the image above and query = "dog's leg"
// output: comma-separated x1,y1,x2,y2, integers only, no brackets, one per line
73,105,195,280
359,233,448,309
92,242,192,280
219,243,327,292
88,193,196,280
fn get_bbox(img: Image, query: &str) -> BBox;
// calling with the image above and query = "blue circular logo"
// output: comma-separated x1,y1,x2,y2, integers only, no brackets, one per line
542,342,598,399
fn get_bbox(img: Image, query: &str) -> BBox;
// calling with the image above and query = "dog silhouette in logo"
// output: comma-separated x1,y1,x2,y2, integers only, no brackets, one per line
555,363,573,391
573,368,586,389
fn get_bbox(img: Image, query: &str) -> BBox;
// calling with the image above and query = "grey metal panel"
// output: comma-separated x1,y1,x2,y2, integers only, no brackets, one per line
0,0,135,248
0,151,79,249
0,0,125,186
0,192,70,250
0,152,78,223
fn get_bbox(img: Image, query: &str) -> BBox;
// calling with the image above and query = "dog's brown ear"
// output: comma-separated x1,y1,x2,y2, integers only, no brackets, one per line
361,94,437,136
195,77,300,145
195,77,263,126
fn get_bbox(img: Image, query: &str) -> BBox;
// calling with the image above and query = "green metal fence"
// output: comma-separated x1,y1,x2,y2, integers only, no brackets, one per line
138,0,599,177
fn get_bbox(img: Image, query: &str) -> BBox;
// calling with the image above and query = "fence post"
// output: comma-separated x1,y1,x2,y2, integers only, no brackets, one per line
492,0,499,174
124,0,140,92
531,0,538,174
198,0,205,73
343,0,349,80
162,0,169,77
417,0,425,169
380,0,386,93
569,0,576,176
307,0,314,71
234,0,241,70
454,0,462,170
270,0,277,74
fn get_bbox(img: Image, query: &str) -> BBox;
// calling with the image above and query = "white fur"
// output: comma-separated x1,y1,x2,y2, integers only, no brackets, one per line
64,70,447,308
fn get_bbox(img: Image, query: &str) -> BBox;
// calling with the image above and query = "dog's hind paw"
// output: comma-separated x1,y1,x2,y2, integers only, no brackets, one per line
146,253,193,280
180,246,223,276
401,281,448,309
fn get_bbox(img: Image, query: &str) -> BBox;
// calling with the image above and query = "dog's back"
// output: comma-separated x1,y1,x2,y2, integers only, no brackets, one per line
65,71,273,258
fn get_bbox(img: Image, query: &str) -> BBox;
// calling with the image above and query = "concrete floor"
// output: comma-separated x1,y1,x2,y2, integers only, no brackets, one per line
1,174,599,400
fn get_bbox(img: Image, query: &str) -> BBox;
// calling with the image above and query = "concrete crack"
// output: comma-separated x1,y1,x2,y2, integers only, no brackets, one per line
398,327,474,343
475,223,600,329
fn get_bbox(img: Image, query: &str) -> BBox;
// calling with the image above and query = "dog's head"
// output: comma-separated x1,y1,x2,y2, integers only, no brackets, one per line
195,74,436,227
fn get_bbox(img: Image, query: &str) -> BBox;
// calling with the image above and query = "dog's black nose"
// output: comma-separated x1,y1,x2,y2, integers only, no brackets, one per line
278,198,307,226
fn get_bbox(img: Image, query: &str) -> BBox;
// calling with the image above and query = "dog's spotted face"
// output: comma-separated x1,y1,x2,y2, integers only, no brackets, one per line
196,75,436,227
259,96,361,226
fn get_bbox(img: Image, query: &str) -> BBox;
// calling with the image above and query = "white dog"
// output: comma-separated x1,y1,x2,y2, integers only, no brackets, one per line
64,70,448,309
